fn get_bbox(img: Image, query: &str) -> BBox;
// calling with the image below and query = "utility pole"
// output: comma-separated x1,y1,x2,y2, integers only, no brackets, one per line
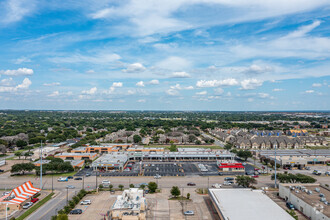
40,141,43,190
52,173,53,193
82,176,84,189
274,144,277,188
66,188,68,205
95,170,98,189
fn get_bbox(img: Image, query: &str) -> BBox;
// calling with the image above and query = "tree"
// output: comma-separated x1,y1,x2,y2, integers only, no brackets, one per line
109,184,113,191
148,182,158,193
15,151,22,159
11,163,36,175
24,152,31,160
236,175,257,188
133,135,142,143
271,173,316,183
169,144,177,152
118,184,124,191
187,193,190,199
16,140,27,148
237,150,252,161
140,184,146,190
170,186,181,198
224,143,232,150
129,184,135,188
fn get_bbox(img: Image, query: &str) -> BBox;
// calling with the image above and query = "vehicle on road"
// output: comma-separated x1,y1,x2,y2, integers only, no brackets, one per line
286,202,295,210
23,202,33,209
252,175,259,178
74,177,82,180
223,181,233,185
80,200,91,205
70,209,82,214
313,170,322,175
154,174,161,179
0,169,4,173
58,177,68,182
305,167,311,170
187,182,196,186
184,211,194,216
66,185,75,189
224,177,234,181
212,183,222,188
102,180,110,186
325,171,330,176
67,176,73,179
85,173,91,177
31,198,39,203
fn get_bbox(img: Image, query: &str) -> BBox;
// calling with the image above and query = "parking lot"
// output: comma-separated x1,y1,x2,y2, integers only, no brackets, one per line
75,161,256,178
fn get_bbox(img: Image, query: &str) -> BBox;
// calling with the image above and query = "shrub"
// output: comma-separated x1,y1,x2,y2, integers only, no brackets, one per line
187,193,190,199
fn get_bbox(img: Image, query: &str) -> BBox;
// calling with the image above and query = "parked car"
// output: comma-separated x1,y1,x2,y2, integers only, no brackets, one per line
57,177,68,182
224,177,234,181
23,202,33,209
325,171,330,176
0,169,4,173
80,200,91,205
313,170,322,175
110,190,115,194
67,176,73,179
154,174,161,179
286,202,295,210
184,211,194,216
252,175,259,178
305,167,311,170
102,180,110,186
31,198,39,203
85,173,91,177
74,177,82,180
223,181,232,185
187,182,196,186
66,185,75,189
70,209,82,214
212,184,222,188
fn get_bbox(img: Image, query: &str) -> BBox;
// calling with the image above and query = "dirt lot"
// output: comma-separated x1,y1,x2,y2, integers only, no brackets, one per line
68,191,117,220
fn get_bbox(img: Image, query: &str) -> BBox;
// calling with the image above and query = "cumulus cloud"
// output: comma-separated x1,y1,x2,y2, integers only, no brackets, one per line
273,88,284,92
214,88,224,95
244,64,273,75
14,57,31,64
0,68,33,76
82,87,97,95
136,81,145,87
305,90,314,93
312,83,322,87
240,79,263,90
184,86,194,90
0,78,32,92
166,89,180,96
196,78,238,88
112,82,123,88
0,78,14,86
137,99,146,103
86,70,95,74
196,91,207,95
122,63,146,73
171,71,191,78
48,91,59,97
43,82,60,86
50,53,121,64
16,78,32,89
148,79,159,85
157,56,190,70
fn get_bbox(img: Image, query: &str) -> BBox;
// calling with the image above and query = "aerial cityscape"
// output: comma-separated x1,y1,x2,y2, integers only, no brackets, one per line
0,1,329,220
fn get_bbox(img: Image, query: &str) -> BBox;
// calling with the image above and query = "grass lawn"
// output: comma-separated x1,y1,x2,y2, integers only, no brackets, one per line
0,154,8,157
169,196,190,201
16,192,54,220
306,146,330,150
14,149,26,154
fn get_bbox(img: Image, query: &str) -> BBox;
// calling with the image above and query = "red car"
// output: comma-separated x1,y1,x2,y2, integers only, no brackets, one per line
252,175,259,178
187,182,196,186
31,198,39,203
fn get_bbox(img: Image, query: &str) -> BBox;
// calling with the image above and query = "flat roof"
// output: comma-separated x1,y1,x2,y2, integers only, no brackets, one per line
209,189,294,220
56,153,97,156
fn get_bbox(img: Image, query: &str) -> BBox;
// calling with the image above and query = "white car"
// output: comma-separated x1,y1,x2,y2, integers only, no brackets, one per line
212,183,222,188
23,202,33,209
80,200,91,205
223,181,233,185
102,180,110,186
184,211,194,216
154,174,161,179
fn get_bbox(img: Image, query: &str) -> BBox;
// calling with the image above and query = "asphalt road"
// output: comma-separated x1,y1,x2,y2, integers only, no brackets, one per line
201,132,225,147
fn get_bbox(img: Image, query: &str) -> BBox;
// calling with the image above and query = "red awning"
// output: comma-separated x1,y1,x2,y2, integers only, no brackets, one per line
219,165,244,169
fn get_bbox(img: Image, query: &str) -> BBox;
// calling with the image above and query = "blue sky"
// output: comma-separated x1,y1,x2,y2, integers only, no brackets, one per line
0,0,329,111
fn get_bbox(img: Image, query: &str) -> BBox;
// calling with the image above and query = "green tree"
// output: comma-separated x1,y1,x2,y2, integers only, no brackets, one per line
24,152,31,160
237,150,252,161
148,182,158,193
118,184,124,191
187,193,190,199
16,140,27,148
236,175,257,188
133,135,142,143
169,144,177,152
11,163,36,175
57,214,69,220
129,184,135,188
140,184,146,190
15,151,22,159
170,186,181,198
224,143,232,150
109,184,114,191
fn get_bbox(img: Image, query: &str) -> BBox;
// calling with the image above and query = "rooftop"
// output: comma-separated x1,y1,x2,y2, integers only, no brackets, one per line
209,189,294,220
112,188,145,211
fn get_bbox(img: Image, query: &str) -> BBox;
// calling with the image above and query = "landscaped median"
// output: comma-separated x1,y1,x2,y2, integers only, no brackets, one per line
16,192,55,220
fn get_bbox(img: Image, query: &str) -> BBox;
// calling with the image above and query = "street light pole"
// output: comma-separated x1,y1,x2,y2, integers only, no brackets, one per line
274,144,277,188
82,176,84,189
66,188,68,205
52,173,53,193
5,203,8,220
95,170,98,189
40,141,43,190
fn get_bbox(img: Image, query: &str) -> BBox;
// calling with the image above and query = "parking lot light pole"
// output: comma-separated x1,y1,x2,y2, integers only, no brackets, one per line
274,144,277,188
66,188,68,205
52,173,53,193
82,176,84,189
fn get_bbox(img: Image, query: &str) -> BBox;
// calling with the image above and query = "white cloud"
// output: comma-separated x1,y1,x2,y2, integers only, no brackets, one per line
285,20,321,39
43,82,60,87
247,98,254,102
184,86,194,90
0,78,14,86
214,88,224,95
112,82,123,88
305,90,314,93
244,64,273,75
258,93,270,98
14,57,31,64
16,78,31,89
171,71,191,78
48,91,59,97
196,91,207,95
122,63,146,73
148,79,160,85
0,0,36,24
127,90,136,95
82,87,97,95
157,56,190,70
137,99,146,103
86,70,95,74
240,79,263,90
196,78,238,88
273,88,284,92
0,68,33,76
166,89,180,96
312,83,322,87
50,53,121,64
136,81,145,87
